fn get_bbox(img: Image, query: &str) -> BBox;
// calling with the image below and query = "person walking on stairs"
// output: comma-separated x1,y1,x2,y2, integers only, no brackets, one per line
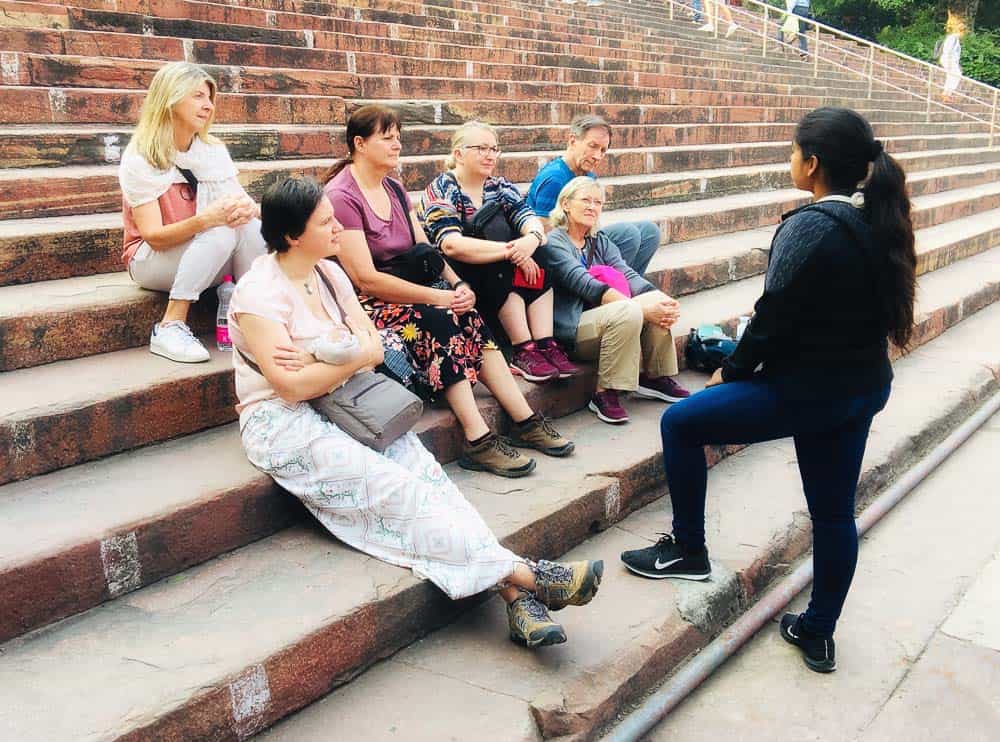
939,15,966,104
698,0,738,38
544,177,690,425
119,62,266,363
420,121,580,383
231,176,603,649
621,108,918,674
777,0,812,60
324,106,573,479
527,114,661,278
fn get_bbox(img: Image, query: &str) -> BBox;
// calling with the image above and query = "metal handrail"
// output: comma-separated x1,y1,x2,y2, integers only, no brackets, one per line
656,0,998,144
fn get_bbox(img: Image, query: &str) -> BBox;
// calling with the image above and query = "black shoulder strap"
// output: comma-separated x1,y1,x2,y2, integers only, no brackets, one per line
176,167,197,192
384,178,417,245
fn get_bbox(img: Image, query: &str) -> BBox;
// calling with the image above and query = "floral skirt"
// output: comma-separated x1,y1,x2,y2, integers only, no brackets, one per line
361,295,497,398
241,400,520,599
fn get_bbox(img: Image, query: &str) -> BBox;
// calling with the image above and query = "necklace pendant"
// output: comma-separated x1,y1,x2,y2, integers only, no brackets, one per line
303,282,313,295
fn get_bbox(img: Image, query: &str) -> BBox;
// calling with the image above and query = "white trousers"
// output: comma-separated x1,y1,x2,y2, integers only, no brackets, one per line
128,219,266,301
942,56,961,93
241,400,521,600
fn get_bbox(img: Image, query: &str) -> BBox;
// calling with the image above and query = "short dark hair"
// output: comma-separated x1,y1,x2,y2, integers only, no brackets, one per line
260,177,324,253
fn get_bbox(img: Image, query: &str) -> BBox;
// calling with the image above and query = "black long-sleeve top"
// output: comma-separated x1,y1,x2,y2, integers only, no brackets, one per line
721,200,894,398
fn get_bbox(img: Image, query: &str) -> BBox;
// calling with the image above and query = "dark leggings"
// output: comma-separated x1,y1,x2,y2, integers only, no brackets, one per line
661,377,891,636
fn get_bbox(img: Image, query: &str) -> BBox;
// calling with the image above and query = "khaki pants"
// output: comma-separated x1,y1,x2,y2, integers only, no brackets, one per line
574,290,679,391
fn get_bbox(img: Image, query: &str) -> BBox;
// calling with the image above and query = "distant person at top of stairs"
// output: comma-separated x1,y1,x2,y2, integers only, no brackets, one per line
544,177,690,426
939,14,966,104
776,0,812,60
231,176,604,649
324,105,574,479
698,0,739,38
621,107,918,674
420,120,581,383
119,62,266,364
527,114,661,279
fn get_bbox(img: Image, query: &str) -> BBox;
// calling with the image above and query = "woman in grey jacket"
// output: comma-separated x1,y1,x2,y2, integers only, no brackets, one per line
543,177,689,424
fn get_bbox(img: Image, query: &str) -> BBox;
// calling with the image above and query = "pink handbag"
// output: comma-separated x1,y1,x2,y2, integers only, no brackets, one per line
588,264,632,298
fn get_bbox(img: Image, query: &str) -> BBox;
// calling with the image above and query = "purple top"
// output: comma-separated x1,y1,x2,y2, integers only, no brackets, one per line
324,167,415,264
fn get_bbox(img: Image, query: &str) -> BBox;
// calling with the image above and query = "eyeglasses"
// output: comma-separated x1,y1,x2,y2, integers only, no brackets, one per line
463,144,502,156
574,197,605,207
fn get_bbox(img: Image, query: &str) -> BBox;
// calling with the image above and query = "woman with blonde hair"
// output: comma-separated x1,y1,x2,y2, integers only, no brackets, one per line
544,177,689,425
119,61,266,363
940,14,966,103
420,121,580,382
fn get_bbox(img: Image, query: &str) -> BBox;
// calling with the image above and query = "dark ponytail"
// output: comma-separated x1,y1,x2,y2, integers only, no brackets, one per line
322,104,403,184
794,107,916,348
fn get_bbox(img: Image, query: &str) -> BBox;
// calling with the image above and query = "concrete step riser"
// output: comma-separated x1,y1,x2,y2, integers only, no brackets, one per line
8,142,994,221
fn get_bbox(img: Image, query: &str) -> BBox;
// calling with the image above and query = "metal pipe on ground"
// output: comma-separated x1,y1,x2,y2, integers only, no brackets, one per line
603,391,1000,742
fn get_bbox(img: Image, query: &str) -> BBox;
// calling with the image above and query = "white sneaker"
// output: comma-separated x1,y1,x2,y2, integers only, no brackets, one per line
697,23,714,32
726,23,738,38
150,321,211,363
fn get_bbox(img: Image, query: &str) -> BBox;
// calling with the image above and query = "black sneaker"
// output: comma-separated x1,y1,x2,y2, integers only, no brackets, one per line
620,533,711,580
780,613,836,673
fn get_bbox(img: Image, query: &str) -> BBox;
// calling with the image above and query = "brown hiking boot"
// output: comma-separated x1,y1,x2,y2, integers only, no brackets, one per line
507,592,567,648
532,559,604,611
458,433,536,478
507,414,575,457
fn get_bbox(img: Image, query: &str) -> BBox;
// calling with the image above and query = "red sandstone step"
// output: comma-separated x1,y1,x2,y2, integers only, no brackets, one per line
6,139,995,220
2,122,985,170
2,164,997,293
0,259,995,740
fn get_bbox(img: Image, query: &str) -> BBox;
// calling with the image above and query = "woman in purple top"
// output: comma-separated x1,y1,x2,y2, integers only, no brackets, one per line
323,105,574,479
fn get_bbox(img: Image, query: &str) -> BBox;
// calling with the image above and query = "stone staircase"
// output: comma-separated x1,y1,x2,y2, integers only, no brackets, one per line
0,0,998,739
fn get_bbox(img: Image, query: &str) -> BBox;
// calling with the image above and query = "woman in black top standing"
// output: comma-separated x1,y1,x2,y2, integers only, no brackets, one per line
620,107,917,673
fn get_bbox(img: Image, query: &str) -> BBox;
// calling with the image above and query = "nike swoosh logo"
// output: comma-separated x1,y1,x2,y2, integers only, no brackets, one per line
654,557,683,570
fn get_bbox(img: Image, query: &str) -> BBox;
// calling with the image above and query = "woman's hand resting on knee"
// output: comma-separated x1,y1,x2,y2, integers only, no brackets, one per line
642,296,681,329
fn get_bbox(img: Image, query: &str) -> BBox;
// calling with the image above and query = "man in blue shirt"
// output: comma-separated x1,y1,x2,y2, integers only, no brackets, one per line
527,114,661,278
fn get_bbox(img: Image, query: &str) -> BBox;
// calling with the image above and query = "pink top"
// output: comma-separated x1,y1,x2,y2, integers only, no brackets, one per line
324,167,414,264
227,253,358,425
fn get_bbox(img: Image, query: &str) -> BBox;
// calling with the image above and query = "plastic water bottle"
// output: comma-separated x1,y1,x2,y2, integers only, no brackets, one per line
216,275,235,351
736,315,751,341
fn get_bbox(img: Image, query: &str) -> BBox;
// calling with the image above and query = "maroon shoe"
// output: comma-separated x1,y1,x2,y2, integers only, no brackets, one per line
635,374,691,403
510,342,560,382
538,337,582,378
588,390,629,424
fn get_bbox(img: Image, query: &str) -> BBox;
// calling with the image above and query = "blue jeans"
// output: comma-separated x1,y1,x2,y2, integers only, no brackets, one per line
660,377,891,636
690,0,703,23
777,5,811,53
603,221,660,278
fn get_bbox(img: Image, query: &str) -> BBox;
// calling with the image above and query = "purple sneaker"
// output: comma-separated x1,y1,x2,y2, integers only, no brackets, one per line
635,374,691,403
510,342,560,382
538,337,582,378
588,389,629,424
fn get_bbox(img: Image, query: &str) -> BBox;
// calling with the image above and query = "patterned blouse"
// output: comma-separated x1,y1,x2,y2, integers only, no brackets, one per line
419,173,535,249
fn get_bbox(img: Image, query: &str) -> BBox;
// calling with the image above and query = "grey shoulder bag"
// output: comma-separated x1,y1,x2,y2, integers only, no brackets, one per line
237,267,423,452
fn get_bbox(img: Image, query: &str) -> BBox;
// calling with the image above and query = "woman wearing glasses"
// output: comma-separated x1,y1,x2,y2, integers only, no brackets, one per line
420,121,580,383
325,106,574,479
545,177,689,425
119,62,266,363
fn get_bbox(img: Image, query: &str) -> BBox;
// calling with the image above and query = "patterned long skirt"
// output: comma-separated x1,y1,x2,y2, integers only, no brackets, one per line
361,296,498,398
241,399,520,599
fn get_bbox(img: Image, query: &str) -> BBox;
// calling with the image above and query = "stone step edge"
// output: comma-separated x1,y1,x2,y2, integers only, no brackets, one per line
1,250,995,642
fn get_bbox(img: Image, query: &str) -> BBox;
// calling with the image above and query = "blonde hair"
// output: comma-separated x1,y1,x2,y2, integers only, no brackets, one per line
945,12,967,35
131,62,219,171
549,176,604,236
444,120,499,170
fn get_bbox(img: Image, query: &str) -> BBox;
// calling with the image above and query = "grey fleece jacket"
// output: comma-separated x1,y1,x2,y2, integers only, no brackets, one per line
543,228,655,346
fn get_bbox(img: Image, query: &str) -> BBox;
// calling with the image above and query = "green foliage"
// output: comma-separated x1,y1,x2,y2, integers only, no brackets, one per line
877,7,1000,86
